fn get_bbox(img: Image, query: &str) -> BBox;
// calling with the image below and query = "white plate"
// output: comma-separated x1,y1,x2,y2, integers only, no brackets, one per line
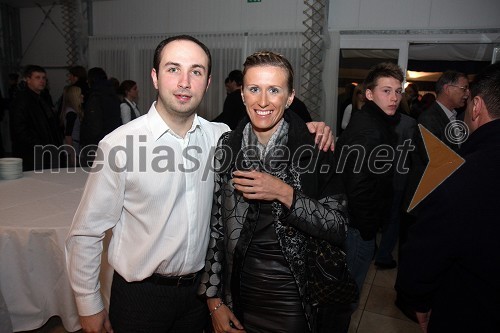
0,158,22,164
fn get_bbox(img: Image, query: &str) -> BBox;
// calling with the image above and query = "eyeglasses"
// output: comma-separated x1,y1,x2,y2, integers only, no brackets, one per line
448,84,469,93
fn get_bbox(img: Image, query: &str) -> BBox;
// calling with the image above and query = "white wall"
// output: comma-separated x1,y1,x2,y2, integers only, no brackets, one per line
19,5,68,105
329,0,500,30
92,0,307,35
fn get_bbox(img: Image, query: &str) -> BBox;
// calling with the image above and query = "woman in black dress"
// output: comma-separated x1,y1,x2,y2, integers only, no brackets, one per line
200,51,349,333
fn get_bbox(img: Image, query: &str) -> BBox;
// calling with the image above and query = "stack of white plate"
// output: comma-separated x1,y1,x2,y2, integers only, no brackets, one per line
0,158,23,180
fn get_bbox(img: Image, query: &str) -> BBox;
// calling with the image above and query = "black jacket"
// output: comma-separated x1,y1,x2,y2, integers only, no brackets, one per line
334,100,398,240
9,88,62,170
396,119,500,332
212,89,246,130
80,81,122,147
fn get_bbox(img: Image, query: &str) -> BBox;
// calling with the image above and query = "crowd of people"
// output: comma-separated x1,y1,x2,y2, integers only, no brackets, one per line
2,33,498,333
1,65,141,170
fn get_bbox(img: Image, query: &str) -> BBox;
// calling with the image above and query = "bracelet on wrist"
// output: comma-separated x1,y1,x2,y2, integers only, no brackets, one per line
209,300,224,316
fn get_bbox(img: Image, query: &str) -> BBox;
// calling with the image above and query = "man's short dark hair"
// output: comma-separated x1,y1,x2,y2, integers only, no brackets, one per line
363,62,404,91
226,70,243,86
153,35,212,81
435,70,468,95
87,67,108,86
470,63,500,119
69,65,87,80
23,65,46,78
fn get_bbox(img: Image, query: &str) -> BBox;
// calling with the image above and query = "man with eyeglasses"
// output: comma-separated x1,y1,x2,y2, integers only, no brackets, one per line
416,70,470,154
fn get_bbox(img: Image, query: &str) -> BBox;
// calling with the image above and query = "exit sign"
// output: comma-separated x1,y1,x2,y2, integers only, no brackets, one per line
248,0,261,2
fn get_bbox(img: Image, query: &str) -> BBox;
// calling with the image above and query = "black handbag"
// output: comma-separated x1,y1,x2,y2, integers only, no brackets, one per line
306,238,359,306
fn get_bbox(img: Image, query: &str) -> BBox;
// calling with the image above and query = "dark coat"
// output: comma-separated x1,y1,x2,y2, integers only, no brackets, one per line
9,88,62,170
396,119,500,332
80,81,122,148
405,101,461,214
212,89,246,130
334,100,398,240
417,101,460,160
199,111,349,331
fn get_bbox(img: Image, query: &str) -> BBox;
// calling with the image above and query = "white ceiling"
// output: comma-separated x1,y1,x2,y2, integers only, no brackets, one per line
0,0,60,8
0,0,108,8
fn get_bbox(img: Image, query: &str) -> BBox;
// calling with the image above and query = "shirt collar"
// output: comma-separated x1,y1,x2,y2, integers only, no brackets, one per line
437,101,457,120
146,102,201,141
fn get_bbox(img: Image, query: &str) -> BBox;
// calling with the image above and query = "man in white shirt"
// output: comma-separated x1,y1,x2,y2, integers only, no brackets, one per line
66,35,333,333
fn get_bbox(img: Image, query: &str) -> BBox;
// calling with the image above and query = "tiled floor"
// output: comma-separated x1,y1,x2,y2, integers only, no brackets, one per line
348,262,421,333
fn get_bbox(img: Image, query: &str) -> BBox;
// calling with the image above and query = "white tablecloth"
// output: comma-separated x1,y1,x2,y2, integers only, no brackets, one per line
0,168,113,332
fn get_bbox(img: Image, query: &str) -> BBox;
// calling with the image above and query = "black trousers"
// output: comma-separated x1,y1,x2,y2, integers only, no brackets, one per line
109,272,209,333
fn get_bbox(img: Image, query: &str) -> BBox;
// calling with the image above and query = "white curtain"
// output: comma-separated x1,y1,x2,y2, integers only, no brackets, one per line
88,32,304,120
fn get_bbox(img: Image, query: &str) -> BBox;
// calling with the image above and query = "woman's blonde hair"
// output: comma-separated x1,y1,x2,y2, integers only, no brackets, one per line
61,85,83,126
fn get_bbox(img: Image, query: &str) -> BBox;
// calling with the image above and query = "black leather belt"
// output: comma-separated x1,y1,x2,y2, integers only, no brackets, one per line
145,272,199,287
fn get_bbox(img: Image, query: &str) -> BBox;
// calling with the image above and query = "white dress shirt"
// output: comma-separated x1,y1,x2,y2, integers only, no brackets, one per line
437,101,457,121
65,102,230,316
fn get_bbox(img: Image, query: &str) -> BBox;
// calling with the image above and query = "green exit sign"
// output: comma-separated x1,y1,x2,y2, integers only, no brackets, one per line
248,0,261,2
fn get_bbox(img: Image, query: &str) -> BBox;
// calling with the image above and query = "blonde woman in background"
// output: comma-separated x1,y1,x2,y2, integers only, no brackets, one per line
61,85,83,166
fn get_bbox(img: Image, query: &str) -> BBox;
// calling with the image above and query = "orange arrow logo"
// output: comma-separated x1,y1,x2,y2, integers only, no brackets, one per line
407,125,465,211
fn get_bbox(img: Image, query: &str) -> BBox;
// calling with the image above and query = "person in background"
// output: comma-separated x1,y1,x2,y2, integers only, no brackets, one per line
68,65,90,104
200,50,348,333
108,77,120,96
337,83,356,135
79,67,122,167
212,69,245,129
60,85,84,167
7,73,20,102
419,92,436,111
66,35,334,333
9,65,62,170
340,85,365,130
224,77,231,95
118,80,141,124
396,62,500,333
287,96,313,123
55,66,89,142
404,83,422,119
332,62,404,331
374,109,417,270
225,69,242,94
417,70,469,155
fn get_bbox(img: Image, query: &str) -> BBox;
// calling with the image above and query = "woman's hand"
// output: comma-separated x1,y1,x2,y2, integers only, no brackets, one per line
306,121,335,151
208,298,245,333
232,170,294,208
